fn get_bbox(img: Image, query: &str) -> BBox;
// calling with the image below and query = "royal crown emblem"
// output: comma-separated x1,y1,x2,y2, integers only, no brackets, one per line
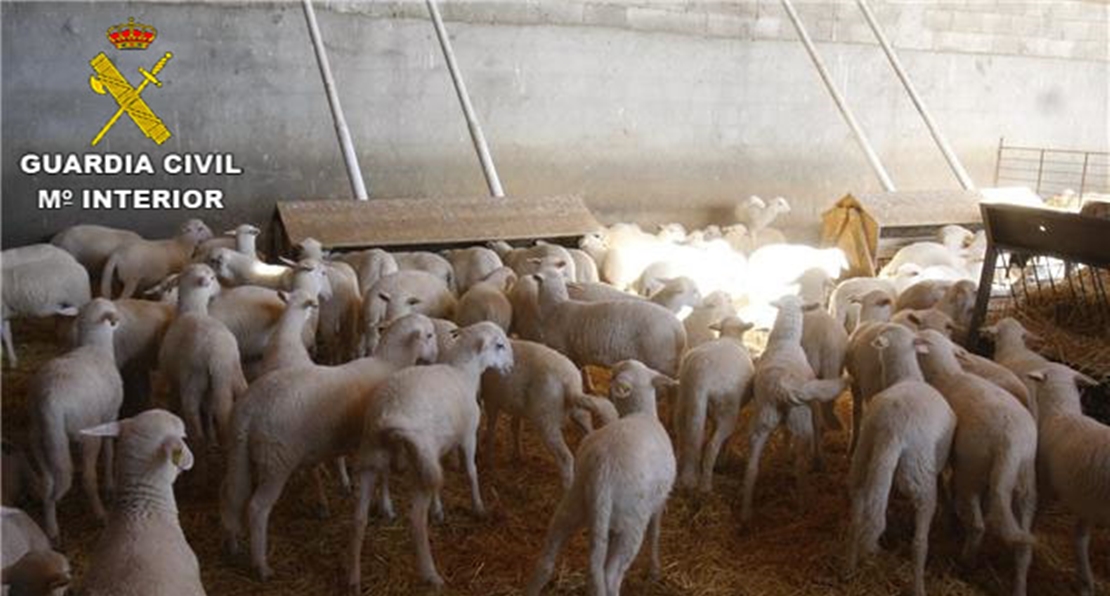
106,17,157,50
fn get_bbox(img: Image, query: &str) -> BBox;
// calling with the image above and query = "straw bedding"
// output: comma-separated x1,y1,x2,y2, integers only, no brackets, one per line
2,318,1107,595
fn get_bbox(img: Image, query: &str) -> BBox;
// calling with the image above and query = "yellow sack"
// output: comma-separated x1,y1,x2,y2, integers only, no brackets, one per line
821,193,879,278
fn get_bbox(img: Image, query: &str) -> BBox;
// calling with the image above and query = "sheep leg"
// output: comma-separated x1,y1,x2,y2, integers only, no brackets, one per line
1,320,16,368
410,489,444,587
700,399,740,493
808,403,826,472
210,382,236,449
786,406,815,509
848,386,863,456
1074,520,1093,596
461,434,486,517
569,408,594,434
910,481,938,596
1012,485,1036,596
347,469,376,593
537,422,575,491
312,465,330,519
512,416,524,463
119,278,139,300
40,466,60,543
647,508,664,581
605,527,645,596
247,472,290,581
377,470,396,521
102,437,115,499
335,457,352,493
955,492,985,565
741,404,779,524
79,435,107,523
588,498,613,596
483,405,500,470
525,497,584,596
677,389,707,491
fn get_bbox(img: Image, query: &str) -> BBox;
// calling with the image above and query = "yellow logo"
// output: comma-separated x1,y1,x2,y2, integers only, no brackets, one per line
89,16,172,147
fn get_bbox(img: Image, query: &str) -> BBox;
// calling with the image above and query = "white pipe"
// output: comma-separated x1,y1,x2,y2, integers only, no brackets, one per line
855,0,975,190
780,0,896,192
426,0,505,197
303,0,369,200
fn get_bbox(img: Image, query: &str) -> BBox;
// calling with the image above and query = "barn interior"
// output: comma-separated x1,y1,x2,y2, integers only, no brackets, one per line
2,1,1109,595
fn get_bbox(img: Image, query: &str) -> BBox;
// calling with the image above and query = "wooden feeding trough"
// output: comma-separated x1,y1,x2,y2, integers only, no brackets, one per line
270,195,602,255
822,189,984,277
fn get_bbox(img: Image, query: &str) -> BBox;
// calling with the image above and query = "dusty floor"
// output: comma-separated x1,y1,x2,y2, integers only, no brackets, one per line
2,318,1107,595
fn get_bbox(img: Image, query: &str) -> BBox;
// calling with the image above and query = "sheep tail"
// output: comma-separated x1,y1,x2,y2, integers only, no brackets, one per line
848,429,900,557
566,389,618,427
383,429,442,490
792,378,845,405
100,253,119,298
986,451,1036,546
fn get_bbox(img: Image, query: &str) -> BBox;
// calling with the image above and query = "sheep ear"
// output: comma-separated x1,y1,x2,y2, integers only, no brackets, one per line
870,335,890,350
979,324,998,336
279,256,298,267
1076,372,1099,387
163,438,194,471
707,322,723,332
1026,370,1047,383
54,305,79,317
224,229,238,236
912,337,930,355
80,421,122,438
527,257,543,266
652,373,679,392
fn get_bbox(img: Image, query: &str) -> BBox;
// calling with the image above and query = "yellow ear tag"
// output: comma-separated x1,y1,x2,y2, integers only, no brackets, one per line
171,448,183,466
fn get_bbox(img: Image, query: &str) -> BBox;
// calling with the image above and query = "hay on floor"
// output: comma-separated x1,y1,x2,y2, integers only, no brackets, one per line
1,318,1107,595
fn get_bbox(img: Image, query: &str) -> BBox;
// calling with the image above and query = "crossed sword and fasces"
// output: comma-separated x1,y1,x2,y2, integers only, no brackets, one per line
89,51,173,147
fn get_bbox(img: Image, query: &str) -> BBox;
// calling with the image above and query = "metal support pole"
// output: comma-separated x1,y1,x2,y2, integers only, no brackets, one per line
426,0,505,198
855,0,975,191
303,0,369,200
779,0,896,192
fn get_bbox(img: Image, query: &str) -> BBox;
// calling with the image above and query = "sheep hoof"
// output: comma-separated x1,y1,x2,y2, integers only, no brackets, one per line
422,572,445,590
255,565,274,582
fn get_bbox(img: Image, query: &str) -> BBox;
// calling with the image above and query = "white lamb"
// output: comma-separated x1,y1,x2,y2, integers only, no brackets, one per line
829,277,896,333
443,246,503,294
525,359,676,596
455,267,516,332
2,245,90,367
28,298,123,542
360,270,457,354
675,316,754,492
915,329,1037,596
221,313,438,580
878,226,971,279
294,240,362,363
734,196,791,251
156,264,247,456
347,322,513,590
100,218,212,298
683,291,738,349
530,269,687,377
494,241,578,283
256,290,318,377
50,224,141,277
1026,364,1109,595
205,247,291,289
984,317,1052,400
1,507,70,596
845,325,955,596
72,410,204,596
741,295,846,523
337,248,398,297
744,244,847,328
481,339,618,489
393,251,456,293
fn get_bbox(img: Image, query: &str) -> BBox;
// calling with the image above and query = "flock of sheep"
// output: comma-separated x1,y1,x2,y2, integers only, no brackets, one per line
0,195,1106,596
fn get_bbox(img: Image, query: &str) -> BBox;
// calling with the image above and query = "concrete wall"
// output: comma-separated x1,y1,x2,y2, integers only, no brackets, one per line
2,0,1107,248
